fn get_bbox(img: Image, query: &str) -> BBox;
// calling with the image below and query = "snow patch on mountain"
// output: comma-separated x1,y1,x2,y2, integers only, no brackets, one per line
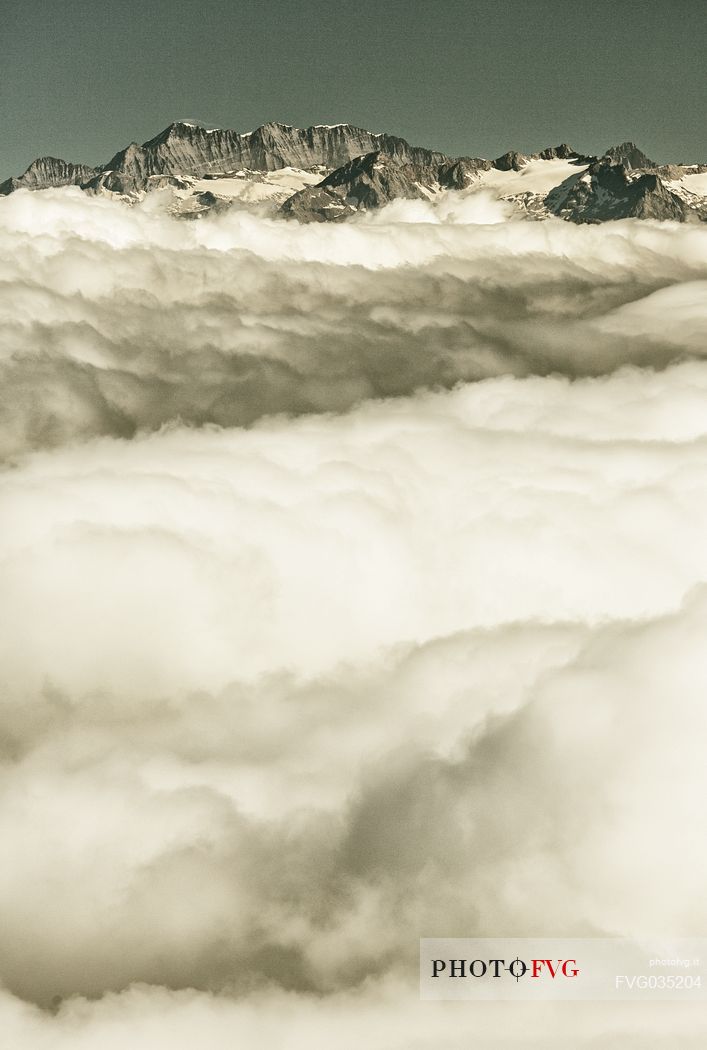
472,158,590,198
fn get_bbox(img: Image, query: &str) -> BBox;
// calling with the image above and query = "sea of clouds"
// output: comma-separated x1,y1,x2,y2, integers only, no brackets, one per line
1,187,706,1047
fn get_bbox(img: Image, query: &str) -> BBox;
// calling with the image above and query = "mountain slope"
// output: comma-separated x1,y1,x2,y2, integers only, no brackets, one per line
603,141,656,169
1,122,705,225
281,147,493,221
547,157,688,223
0,157,97,196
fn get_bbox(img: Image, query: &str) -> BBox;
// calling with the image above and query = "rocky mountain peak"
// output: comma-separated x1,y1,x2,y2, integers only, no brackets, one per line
1,121,704,225
547,157,687,223
536,143,578,160
603,142,656,169
493,150,529,171
141,121,210,150
0,156,97,196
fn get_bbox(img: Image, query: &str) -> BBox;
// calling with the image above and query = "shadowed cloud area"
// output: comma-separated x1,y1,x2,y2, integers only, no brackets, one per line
1,188,707,460
0,188,706,1047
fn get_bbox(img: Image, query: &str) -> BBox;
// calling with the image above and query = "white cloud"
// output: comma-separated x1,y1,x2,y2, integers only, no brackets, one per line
1,188,707,460
2,978,706,1050
1,189,706,1045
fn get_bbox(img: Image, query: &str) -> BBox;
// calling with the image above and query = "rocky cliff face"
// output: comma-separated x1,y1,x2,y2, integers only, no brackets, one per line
281,146,491,222
437,156,493,188
282,151,424,221
98,122,380,186
92,121,442,195
547,158,688,223
0,122,411,197
493,150,530,172
491,144,596,169
603,141,656,169
281,144,629,224
1,123,704,226
0,157,96,196
537,143,587,161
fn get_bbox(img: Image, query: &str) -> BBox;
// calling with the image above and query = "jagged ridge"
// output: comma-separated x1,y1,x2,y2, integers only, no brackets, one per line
0,157,97,196
2,122,705,225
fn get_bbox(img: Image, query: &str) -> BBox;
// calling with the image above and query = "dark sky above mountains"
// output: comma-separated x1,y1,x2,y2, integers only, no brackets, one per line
2,0,705,177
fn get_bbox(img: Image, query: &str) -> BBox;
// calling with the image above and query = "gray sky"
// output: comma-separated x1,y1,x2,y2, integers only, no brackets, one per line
2,0,705,178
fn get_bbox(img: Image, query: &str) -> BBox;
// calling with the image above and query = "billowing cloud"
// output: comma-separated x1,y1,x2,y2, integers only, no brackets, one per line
1,190,706,1046
1,187,707,460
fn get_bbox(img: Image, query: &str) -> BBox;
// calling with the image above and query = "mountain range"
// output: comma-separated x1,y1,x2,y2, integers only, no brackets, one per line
2,121,706,224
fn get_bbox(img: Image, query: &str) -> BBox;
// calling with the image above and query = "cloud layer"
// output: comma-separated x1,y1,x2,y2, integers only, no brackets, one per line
1,187,707,461
1,190,706,1046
